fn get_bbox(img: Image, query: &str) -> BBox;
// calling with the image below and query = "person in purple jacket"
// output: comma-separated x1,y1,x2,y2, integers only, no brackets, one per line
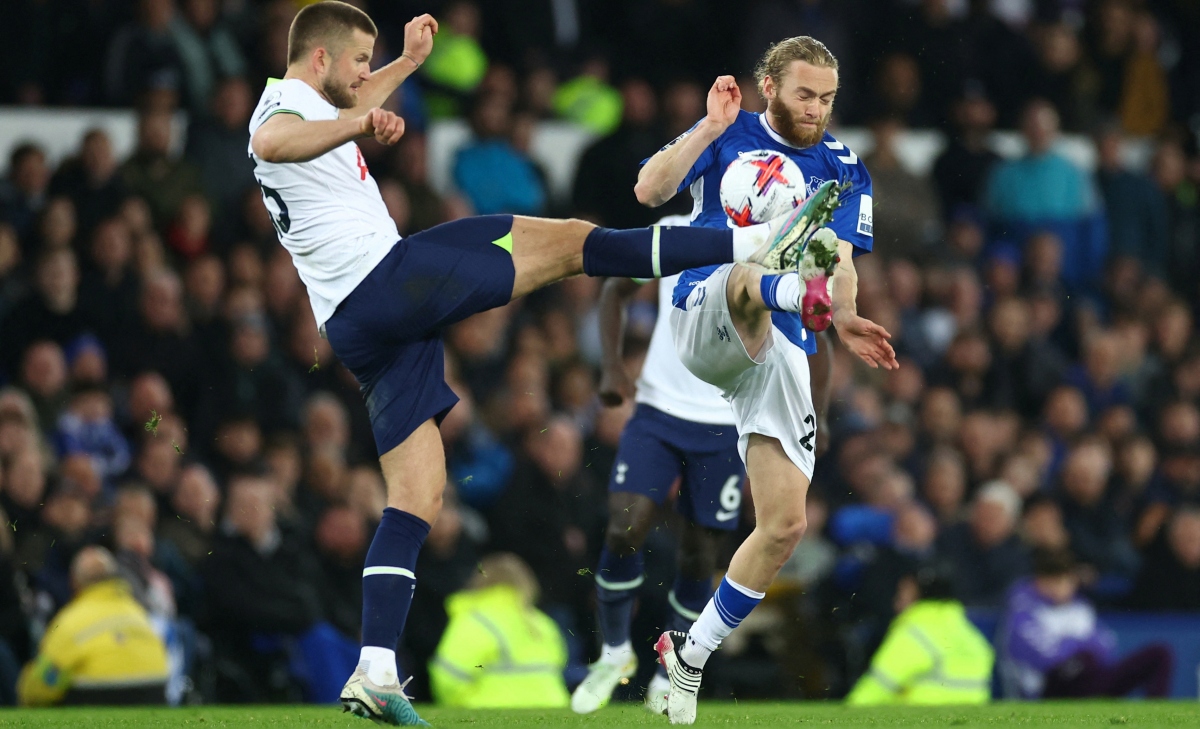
999,548,1172,699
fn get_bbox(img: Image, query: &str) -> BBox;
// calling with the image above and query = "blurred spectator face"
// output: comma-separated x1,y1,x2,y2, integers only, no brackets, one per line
954,94,995,134
212,76,253,130
70,390,113,424
1098,405,1136,444
1098,0,1134,54
525,417,582,485
264,440,301,499
1020,101,1060,155
316,506,367,560
0,224,20,277
1096,127,1123,170
920,387,962,443
555,362,596,413
21,341,67,398
115,516,155,559
42,490,91,539
141,0,175,30
37,248,80,312
887,259,922,309
91,218,133,275
621,79,657,126
231,316,270,367
970,483,1020,548
522,67,556,117
61,453,101,499
507,351,549,393
347,466,386,523
170,195,211,257
185,255,225,313
445,0,481,37
1034,569,1079,605
141,270,185,332
115,487,157,528
848,452,893,498
883,362,925,406
1025,232,1063,284
81,130,117,183
1000,454,1041,499
984,254,1020,300
1173,352,1200,401
1044,387,1088,439
1154,302,1192,360
663,82,705,137
175,464,220,527
378,179,412,233
1160,401,1200,448
1061,441,1113,507
6,451,46,510
307,446,349,503
225,477,277,544
1152,142,1186,191
947,330,992,377
542,310,578,363
960,411,1000,470
216,419,262,465
304,395,349,451
877,54,920,113
947,218,984,259
763,60,837,148
136,238,169,285
128,372,174,425
40,197,77,249
395,135,429,184
449,307,511,360
1168,511,1200,569
184,0,217,33
223,284,265,322
1084,332,1121,388
137,109,174,156
10,146,49,198
872,467,914,510
1038,24,1081,74
1117,436,1156,491
470,93,513,139
990,298,1031,353
1022,500,1069,550
120,197,154,236
1028,291,1062,340
893,502,937,553
138,438,180,494
228,244,264,288
265,249,301,313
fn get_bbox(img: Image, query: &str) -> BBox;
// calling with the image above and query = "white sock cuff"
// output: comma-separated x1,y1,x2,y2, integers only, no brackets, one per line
724,576,766,600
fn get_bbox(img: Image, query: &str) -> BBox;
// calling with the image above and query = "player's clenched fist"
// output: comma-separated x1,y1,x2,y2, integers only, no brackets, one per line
706,75,742,130
403,14,438,65
359,108,405,145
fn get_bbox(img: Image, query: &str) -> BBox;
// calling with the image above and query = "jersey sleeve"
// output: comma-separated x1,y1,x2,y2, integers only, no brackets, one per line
640,118,718,194
825,148,873,256
249,79,326,135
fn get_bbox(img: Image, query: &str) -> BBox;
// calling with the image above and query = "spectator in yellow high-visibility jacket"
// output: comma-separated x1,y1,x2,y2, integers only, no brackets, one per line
18,546,168,706
429,552,569,708
847,563,994,705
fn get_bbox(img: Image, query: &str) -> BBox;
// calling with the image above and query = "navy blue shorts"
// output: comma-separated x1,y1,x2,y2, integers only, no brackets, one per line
609,404,746,530
324,215,516,455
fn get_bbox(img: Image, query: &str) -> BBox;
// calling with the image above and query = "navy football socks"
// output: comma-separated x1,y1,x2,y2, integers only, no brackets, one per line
595,547,645,647
582,225,733,278
361,508,430,652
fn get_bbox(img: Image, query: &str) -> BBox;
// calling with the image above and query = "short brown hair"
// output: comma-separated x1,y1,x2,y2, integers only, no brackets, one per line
287,1,378,66
753,36,839,97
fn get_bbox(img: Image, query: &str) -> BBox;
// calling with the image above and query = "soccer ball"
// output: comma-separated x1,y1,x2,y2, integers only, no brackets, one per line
719,150,805,228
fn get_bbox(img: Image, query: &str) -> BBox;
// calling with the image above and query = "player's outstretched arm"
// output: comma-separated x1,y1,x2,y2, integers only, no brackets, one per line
831,240,898,370
598,277,644,406
252,108,405,163
634,76,740,208
340,14,437,119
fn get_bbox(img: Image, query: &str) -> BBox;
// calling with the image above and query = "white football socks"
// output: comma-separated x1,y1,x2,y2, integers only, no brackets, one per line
765,272,803,312
601,640,634,665
731,221,772,262
360,646,398,686
680,579,766,669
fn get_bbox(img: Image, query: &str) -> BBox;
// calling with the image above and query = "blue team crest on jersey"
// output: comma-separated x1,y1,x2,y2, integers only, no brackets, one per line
805,176,827,199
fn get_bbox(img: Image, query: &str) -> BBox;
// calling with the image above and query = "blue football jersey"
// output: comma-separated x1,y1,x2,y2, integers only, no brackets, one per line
654,110,874,353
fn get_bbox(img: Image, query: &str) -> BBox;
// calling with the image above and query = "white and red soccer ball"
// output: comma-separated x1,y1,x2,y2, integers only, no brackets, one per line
719,150,804,228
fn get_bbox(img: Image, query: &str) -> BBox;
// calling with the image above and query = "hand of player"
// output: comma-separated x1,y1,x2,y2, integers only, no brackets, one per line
598,364,635,407
704,76,741,130
359,108,406,145
403,14,438,65
835,313,898,370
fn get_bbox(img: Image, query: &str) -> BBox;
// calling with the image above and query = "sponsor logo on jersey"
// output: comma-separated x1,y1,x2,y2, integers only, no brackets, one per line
857,194,874,236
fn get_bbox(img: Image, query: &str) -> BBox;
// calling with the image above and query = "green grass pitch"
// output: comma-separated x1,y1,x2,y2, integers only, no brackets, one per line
2,703,1199,728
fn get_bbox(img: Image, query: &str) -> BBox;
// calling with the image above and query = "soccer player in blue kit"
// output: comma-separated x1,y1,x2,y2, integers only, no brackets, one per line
635,37,898,724
246,4,836,724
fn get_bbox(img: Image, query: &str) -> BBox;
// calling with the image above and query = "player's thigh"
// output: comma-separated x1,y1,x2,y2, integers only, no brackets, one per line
743,434,810,534
605,412,684,550
724,264,772,356
670,264,771,393
508,215,595,299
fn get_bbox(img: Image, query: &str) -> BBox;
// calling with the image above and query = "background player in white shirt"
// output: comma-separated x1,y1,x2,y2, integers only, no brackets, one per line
246,3,826,725
635,38,898,724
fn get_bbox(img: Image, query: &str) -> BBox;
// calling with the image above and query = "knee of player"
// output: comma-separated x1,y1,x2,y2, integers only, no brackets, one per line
764,515,807,552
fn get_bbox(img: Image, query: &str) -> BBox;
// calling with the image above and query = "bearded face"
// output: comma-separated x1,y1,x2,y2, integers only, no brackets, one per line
321,67,358,109
767,92,832,148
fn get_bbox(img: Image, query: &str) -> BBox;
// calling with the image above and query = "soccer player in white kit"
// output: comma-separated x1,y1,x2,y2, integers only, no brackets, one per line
246,4,835,724
635,38,898,724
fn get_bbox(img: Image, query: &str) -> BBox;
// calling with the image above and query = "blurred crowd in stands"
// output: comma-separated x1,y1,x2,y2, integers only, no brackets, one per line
2,0,1200,705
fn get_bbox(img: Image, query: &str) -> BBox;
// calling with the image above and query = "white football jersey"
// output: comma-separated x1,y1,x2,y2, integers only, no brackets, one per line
634,216,735,425
248,78,399,328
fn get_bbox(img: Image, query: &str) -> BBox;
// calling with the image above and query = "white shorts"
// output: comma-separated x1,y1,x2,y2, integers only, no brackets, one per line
670,264,817,479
